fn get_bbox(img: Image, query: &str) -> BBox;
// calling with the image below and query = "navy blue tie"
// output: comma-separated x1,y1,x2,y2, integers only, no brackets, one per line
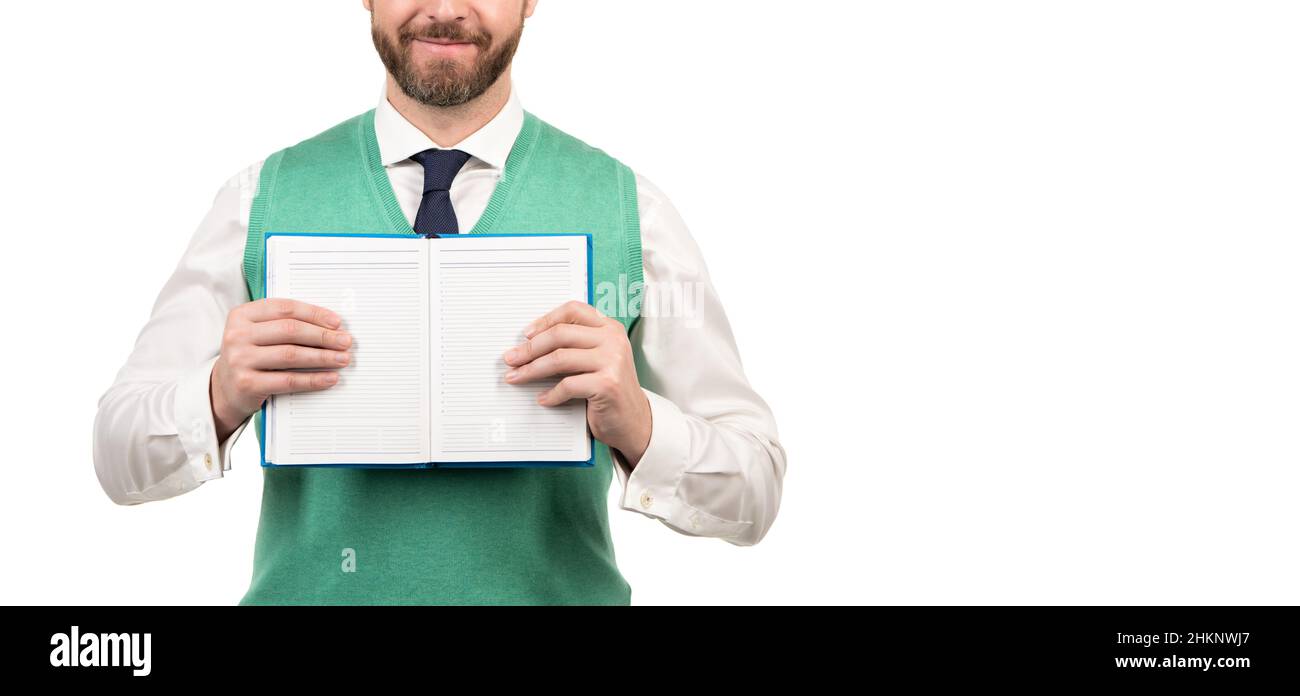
410,148,472,237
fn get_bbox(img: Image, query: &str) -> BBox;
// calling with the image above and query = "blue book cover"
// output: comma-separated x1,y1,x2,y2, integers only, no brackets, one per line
259,232,596,469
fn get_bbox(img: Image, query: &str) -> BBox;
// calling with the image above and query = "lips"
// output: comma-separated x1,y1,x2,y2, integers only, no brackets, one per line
413,37,478,56
414,38,476,48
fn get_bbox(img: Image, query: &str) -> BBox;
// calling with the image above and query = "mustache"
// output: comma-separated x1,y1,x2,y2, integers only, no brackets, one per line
399,22,491,51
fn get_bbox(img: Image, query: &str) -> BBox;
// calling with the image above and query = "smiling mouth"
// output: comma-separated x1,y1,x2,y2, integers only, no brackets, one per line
414,38,477,49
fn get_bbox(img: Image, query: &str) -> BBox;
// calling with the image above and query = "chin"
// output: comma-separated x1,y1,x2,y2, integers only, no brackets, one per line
416,58,471,75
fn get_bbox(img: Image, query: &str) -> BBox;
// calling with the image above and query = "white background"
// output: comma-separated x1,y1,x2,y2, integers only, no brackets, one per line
1,1,1298,605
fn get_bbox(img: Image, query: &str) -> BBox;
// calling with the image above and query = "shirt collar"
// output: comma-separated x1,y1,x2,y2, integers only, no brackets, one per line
374,84,524,170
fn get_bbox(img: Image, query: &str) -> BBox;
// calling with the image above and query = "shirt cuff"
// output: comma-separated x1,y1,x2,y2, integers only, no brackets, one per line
611,389,751,540
174,356,248,482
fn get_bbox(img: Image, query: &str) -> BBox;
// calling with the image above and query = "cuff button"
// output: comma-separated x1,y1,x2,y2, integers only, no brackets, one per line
204,453,213,470
639,492,654,510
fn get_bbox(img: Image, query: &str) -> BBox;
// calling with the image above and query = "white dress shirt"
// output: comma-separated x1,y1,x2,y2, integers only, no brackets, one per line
93,85,786,546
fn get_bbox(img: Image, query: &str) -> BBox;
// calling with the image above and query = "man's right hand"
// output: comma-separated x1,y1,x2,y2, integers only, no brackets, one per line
210,298,352,442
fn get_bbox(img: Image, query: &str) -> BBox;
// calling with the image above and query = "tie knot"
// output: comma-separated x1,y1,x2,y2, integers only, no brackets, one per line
411,148,472,194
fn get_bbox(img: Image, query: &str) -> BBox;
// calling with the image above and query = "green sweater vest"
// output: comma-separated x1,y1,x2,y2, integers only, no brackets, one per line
237,109,642,605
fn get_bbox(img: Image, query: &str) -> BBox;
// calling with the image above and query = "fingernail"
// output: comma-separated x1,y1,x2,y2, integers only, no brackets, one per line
335,351,350,365
503,348,518,363
523,325,538,338
505,370,518,382
336,332,352,348
324,373,339,384
325,313,342,329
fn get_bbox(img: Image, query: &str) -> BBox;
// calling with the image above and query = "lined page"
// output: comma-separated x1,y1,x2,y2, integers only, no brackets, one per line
430,235,591,463
265,235,430,465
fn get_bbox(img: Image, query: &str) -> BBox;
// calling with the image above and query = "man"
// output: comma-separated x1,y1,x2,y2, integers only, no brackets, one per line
94,0,785,605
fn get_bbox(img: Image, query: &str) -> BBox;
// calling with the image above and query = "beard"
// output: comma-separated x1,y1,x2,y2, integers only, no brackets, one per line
372,16,522,108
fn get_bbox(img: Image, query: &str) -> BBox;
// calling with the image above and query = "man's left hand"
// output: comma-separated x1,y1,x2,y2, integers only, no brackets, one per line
504,300,652,466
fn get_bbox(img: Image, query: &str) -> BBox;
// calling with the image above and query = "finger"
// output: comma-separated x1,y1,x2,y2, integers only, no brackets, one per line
249,344,352,370
503,323,603,367
249,369,341,396
537,373,603,407
524,300,606,338
505,348,603,384
243,298,342,329
250,318,353,349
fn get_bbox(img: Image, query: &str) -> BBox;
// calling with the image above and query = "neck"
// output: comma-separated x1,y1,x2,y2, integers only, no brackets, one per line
385,70,513,148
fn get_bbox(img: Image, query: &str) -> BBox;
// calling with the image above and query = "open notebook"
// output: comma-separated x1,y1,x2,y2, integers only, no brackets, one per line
260,232,594,468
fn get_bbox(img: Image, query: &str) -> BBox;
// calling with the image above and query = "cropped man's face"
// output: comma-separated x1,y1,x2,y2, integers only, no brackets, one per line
365,0,533,107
